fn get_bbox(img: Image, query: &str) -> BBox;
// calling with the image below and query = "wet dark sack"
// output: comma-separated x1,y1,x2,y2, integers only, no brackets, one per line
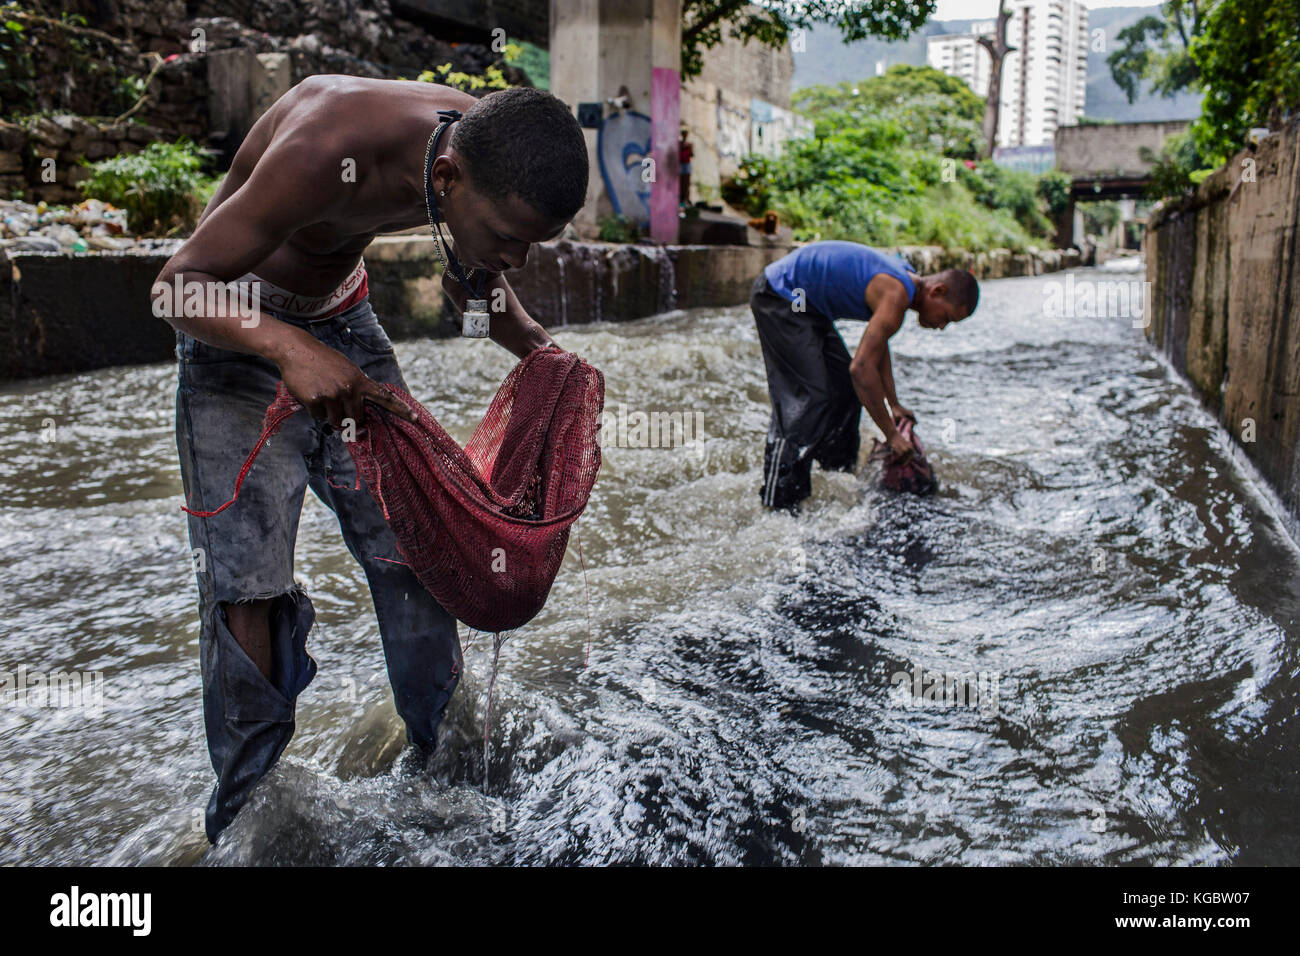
870,415,938,496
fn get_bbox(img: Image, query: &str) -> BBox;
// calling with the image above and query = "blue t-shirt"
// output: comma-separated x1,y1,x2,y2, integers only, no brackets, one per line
763,241,916,321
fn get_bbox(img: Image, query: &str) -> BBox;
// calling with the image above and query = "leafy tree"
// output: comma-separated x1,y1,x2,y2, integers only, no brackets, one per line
792,64,985,159
1190,0,1300,164
1107,0,1206,104
681,0,934,78
1107,0,1299,189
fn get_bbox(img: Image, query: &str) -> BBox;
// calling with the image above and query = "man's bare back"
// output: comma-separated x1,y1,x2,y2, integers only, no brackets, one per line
155,77,586,431
193,76,475,297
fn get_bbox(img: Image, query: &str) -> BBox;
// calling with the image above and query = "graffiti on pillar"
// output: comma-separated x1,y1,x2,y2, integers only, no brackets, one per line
716,101,750,161
597,110,653,227
749,100,814,158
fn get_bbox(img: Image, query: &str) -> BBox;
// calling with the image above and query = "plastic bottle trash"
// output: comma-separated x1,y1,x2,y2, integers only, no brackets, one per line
3,215,31,237
86,234,131,251
1,235,61,252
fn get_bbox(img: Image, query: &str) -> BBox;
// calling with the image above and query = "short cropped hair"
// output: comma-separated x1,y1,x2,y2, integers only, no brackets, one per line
451,87,589,221
940,268,979,316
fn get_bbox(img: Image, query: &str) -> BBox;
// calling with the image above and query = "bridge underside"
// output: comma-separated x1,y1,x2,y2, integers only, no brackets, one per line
1070,177,1150,202
1054,177,1151,247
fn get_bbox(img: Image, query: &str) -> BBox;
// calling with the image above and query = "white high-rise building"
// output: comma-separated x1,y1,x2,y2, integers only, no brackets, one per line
926,0,1089,148
926,22,996,98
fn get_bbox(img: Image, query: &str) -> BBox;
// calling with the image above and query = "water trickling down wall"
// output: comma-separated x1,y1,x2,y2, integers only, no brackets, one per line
1144,114,1300,530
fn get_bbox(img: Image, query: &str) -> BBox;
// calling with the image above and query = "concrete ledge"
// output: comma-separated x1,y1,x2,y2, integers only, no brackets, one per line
0,248,181,380
1,234,1081,382
0,236,795,380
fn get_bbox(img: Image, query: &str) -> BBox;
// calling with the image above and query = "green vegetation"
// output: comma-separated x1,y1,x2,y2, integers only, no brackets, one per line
0,14,36,115
1139,129,1210,199
598,214,640,243
504,40,549,90
416,54,514,93
1107,1,1204,105
1110,0,1300,196
681,0,934,78
1190,0,1300,167
79,139,220,236
957,160,1054,237
1080,201,1122,237
1037,169,1072,219
723,66,1061,252
792,64,985,159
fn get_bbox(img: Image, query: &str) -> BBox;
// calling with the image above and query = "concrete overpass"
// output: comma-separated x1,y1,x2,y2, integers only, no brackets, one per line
391,0,549,46
1052,119,1190,246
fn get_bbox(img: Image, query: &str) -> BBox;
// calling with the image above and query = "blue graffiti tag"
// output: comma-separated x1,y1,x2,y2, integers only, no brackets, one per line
597,110,653,227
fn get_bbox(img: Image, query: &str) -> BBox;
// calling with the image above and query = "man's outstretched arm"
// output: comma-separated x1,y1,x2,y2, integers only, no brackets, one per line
154,133,418,429
851,276,913,459
879,347,913,421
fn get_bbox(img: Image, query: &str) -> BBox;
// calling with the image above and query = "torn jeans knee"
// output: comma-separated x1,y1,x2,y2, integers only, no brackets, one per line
200,584,317,843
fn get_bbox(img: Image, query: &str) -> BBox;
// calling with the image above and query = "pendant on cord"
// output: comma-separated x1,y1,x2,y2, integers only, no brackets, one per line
463,298,490,338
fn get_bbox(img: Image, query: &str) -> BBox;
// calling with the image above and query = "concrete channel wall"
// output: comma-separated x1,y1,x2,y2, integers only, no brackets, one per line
1,235,1084,382
1144,114,1300,528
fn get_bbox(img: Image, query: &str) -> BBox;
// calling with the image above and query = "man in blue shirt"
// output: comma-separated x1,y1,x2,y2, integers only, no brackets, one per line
751,240,979,510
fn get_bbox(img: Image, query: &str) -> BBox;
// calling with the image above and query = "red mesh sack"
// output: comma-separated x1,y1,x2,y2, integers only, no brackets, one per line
184,346,604,632
869,414,938,496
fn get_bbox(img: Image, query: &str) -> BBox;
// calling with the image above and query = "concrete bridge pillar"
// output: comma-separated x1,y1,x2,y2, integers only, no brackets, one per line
1053,197,1075,250
549,0,682,243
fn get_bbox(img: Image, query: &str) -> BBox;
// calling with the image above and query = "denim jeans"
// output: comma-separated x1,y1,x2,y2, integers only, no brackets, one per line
173,297,463,843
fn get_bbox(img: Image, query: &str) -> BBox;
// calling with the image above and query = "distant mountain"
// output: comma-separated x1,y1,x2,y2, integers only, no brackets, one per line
791,5,1201,123
1083,6,1201,121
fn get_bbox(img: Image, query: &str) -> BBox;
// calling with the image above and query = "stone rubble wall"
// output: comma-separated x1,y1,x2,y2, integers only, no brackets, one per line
1,0,524,203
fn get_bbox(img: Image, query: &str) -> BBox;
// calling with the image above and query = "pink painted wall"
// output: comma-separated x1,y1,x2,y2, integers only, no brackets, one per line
650,66,680,244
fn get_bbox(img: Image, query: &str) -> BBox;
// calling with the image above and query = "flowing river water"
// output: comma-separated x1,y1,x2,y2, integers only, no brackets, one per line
2,262,1299,866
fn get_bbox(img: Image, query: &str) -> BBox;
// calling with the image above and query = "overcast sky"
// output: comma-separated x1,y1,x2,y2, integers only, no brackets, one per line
931,0,1162,18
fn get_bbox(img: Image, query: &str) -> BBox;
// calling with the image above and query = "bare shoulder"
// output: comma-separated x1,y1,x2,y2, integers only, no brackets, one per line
221,77,476,212
262,76,473,154
866,271,909,304
864,272,910,330
259,75,367,150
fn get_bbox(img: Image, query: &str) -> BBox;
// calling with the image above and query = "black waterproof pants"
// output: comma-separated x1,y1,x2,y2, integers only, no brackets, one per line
750,273,861,511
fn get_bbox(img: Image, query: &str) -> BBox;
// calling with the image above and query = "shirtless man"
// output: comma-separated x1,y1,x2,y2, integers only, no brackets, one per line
156,77,589,842
750,240,979,511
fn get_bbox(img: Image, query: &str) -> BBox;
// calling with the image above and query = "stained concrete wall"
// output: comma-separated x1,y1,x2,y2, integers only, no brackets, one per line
2,235,1085,382
0,236,790,381
1144,114,1300,528
1055,120,1190,179
679,23,796,205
